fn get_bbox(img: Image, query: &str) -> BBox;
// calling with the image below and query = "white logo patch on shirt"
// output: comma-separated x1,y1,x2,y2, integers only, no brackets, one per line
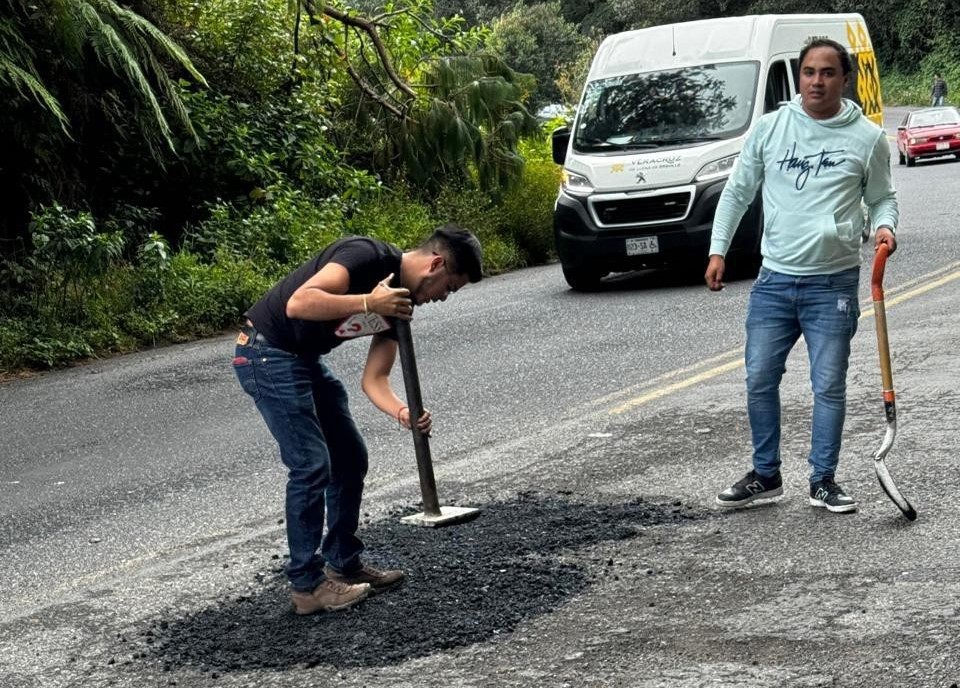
335,312,391,338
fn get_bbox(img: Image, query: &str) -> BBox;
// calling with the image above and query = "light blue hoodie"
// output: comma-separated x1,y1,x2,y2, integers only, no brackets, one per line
710,95,898,275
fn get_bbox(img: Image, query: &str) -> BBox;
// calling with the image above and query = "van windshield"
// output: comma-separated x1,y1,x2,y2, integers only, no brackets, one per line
574,61,760,153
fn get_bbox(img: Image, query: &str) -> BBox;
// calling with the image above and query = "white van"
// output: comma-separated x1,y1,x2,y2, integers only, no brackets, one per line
551,14,883,290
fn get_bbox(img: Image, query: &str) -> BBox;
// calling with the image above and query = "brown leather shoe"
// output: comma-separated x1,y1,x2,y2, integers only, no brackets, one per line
324,563,405,593
291,579,371,616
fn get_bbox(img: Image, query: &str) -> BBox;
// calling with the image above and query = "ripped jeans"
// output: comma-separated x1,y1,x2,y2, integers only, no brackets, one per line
744,266,860,483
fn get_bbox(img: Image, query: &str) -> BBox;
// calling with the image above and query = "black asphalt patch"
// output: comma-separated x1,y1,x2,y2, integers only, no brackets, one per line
142,492,702,674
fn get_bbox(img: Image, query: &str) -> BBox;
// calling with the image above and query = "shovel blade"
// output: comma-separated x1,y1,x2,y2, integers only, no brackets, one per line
875,459,917,521
400,505,481,528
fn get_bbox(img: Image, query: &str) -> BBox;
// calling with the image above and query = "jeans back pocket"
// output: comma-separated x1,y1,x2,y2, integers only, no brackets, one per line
232,349,262,402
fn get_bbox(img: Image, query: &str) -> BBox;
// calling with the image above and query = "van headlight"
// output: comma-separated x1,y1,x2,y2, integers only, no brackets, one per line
695,154,739,182
561,170,594,196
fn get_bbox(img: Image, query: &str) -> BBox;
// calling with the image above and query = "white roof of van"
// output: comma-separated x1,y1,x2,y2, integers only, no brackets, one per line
588,14,867,81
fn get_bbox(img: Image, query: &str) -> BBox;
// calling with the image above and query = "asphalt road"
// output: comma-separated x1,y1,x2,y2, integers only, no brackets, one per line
2,106,959,687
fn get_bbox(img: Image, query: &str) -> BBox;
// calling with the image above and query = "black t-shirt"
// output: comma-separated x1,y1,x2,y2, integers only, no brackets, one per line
245,236,401,358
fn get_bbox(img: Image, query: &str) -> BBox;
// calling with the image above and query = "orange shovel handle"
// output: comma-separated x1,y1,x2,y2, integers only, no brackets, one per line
871,242,890,302
871,243,895,414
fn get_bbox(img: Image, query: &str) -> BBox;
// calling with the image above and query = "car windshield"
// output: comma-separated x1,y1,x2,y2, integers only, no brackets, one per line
573,62,759,153
909,108,960,128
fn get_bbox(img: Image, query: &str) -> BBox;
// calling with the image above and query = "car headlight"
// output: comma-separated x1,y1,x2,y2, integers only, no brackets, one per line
695,154,739,182
561,170,594,196
909,136,926,145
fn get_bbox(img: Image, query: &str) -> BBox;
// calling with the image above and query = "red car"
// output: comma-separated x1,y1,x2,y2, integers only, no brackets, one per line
896,106,960,167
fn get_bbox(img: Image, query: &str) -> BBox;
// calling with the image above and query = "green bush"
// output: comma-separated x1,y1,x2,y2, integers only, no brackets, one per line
343,182,529,275
163,251,273,337
432,183,523,274
345,186,437,247
500,135,559,265
22,204,126,323
472,232,524,276
0,134,564,373
0,315,109,371
0,239,273,373
185,184,346,267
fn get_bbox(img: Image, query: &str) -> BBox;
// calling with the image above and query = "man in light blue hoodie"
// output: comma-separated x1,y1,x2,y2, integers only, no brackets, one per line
705,38,898,514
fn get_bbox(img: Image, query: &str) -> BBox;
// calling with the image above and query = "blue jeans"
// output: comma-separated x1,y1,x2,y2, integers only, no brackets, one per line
932,96,945,106
233,335,368,591
744,267,860,483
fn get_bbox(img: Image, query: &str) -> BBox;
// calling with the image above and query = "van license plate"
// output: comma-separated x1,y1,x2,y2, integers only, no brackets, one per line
936,142,950,150
626,236,659,256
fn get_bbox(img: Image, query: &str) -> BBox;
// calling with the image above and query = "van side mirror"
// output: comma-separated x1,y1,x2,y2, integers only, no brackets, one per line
552,126,571,165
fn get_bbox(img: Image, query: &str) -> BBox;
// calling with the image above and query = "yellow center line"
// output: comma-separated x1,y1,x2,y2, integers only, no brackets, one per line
610,359,743,415
861,266,960,317
869,258,960,300
610,263,960,415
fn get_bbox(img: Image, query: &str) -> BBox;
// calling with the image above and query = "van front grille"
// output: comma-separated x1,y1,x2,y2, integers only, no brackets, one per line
591,192,692,226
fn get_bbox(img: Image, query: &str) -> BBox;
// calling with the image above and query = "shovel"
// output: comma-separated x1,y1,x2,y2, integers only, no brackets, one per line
870,242,917,521
394,319,480,527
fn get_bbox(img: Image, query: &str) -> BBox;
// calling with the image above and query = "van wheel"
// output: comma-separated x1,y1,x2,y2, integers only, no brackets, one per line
906,154,916,167
562,265,606,291
898,151,905,165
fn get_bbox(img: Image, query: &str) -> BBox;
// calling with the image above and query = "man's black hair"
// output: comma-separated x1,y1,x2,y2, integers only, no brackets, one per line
800,37,852,76
421,223,483,283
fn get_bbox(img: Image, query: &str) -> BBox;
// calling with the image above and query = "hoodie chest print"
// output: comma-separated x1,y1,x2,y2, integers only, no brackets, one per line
776,142,847,191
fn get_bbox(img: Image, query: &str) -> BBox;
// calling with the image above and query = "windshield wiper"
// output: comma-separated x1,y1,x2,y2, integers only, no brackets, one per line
622,137,662,149
655,136,724,144
577,138,633,151
578,137,661,151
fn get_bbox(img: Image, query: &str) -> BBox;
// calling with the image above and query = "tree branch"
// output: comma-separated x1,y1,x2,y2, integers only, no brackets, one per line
354,29,408,107
317,33,405,118
303,0,417,101
373,7,451,41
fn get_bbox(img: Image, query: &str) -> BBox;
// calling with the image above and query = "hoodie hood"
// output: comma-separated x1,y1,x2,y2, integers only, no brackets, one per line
788,94,862,127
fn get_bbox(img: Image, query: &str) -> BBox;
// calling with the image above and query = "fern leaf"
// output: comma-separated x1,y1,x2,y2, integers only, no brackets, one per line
97,0,208,87
0,59,70,130
75,1,174,148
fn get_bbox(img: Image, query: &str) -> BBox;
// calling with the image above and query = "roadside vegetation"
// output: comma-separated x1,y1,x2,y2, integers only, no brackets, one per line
1,0,957,372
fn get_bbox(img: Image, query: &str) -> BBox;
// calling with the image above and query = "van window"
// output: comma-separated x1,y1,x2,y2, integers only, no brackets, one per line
574,61,760,153
764,60,791,112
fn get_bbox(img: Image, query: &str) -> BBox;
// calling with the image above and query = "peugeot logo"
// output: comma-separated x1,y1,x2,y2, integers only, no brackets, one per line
635,172,646,184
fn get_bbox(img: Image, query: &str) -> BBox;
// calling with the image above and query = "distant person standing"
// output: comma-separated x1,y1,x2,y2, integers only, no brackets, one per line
931,73,948,106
